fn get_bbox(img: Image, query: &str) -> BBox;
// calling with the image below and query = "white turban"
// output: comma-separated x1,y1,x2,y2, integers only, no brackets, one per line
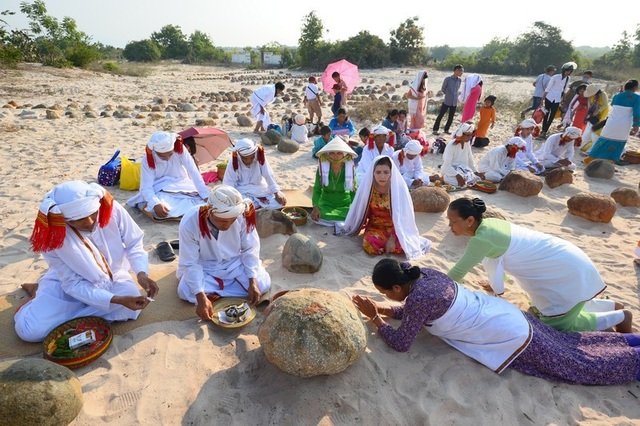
372,125,390,136
233,138,259,156
454,122,475,137
563,126,582,139
507,137,526,148
40,181,105,221
206,185,251,219
404,140,423,155
148,131,178,153
520,118,538,129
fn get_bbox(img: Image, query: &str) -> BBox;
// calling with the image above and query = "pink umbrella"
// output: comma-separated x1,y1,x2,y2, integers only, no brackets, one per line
321,59,360,95
178,127,232,166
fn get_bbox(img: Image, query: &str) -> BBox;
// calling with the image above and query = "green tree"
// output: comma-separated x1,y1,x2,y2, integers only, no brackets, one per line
634,24,640,67
186,30,228,63
297,11,324,69
151,24,188,60
429,45,453,63
335,31,390,69
389,17,426,65
123,39,161,62
515,21,573,75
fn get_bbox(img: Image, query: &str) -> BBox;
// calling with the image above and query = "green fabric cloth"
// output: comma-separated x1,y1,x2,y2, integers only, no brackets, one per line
312,166,355,221
447,218,511,283
538,301,597,332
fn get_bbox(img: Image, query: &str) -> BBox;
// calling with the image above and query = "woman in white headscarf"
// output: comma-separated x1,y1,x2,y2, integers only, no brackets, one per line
336,155,432,260
407,70,428,129
460,74,483,122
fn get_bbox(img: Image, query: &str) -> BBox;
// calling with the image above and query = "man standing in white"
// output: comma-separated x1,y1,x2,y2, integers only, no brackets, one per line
250,82,285,133
177,185,271,321
303,76,322,124
127,131,209,220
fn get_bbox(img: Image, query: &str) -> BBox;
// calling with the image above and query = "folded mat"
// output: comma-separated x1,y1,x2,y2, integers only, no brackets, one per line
0,268,194,359
281,186,313,209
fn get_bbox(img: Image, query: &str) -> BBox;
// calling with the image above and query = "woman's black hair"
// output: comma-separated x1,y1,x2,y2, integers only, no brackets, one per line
386,109,399,119
624,79,639,91
398,109,407,115
275,82,285,91
183,136,196,156
448,197,486,223
575,84,587,93
373,156,392,169
372,259,421,289
337,107,347,116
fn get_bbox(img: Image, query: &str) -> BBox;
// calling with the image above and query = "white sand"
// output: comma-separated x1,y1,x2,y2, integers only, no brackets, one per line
1,63,640,425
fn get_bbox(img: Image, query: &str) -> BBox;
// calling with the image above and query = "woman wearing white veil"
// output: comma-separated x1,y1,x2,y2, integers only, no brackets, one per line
335,155,432,260
407,70,428,129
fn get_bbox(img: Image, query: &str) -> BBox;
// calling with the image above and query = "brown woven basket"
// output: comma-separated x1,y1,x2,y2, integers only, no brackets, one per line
281,206,308,225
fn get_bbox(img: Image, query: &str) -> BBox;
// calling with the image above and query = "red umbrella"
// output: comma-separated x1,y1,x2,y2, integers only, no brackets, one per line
321,59,360,95
178,127,232,166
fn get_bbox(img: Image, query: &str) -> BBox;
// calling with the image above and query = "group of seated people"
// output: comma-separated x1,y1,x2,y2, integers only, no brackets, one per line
13,116,640,386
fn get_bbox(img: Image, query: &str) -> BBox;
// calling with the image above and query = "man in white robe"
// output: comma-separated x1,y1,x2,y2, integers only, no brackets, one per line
222,138,286,209
534,126,582,171
250,82,285,133
15,181,158,342
356,125,395,183
177,185,271,321
391,140,437,189
127,131,209,220
514,119,545,174
441,122,480,186
477,137,527,182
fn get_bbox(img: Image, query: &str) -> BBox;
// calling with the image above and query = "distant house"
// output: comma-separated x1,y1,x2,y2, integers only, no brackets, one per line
231,53,251,64
229,50,282,66
263,52,282,66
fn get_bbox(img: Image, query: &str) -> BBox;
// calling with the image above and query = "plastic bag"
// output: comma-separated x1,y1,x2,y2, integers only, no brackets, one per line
119,156,141,191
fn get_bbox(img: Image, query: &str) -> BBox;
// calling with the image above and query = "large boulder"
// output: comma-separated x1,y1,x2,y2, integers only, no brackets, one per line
584,159,615,179
0,359,83,426
498,170,543,197
258,288,366,377
236,114,252,127
282,233,323,273
256,208,296,238
410,186,450,212
261,129,283,146
567,192,617,223
277,138,300,153
610,188,640,207
545,167,573,188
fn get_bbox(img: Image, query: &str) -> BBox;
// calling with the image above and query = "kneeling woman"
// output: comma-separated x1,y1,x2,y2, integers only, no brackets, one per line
336,156,431,260
311,137,357,225
352,259,640,385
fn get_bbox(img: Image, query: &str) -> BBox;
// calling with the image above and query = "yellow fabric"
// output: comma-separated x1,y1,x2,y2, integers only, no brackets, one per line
120,157,141,191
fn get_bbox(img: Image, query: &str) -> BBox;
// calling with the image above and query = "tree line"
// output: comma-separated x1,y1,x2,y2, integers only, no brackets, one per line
2,2,640,80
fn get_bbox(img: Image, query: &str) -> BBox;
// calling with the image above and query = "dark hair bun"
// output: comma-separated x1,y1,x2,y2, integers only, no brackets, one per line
471,198,486,214
404,265,421,280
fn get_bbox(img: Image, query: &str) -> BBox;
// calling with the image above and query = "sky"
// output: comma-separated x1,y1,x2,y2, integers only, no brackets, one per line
2,0,638,50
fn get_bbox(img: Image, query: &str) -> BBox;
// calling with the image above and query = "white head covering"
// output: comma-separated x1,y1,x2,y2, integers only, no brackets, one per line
335,155,432,260
520,118,538,129
507,137,526,148
563,126,582,139
233,138,259,157
148,131,179,153
461,74,482,102
403,140,423,155
40,181,105,221
206,185,252,219
408,70,428,117
372,125,390,136
583,84,600,98
453,122,475,137
294,114,306,125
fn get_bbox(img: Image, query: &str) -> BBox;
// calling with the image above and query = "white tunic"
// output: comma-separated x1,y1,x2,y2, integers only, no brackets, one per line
176,205,271,302
126,150,209,218
222,157,282,209
534,133,575,168
441,140,477,185
290,123,309,143
250,85,277,127
514,133,542,171
477,146,515,181
356,144,394,183
391,150,430,187
14,202,149,342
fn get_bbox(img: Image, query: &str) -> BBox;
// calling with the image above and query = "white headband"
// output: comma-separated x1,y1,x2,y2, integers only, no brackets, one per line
206,185,250,219
148,131,178,153
40,181,105,221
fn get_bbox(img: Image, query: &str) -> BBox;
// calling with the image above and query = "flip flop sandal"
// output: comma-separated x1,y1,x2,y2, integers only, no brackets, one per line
169,240,179,250
156,241,176,262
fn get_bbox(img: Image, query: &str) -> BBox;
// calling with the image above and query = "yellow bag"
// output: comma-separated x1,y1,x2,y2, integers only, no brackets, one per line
120,157,141,191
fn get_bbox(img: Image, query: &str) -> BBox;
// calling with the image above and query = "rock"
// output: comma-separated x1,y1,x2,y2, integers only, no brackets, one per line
195,117,216,126
282,233,323,273
411,186,450,212
237,114,252,127
85,111,98,118
261,129,283,146
18,110,36,117
256,209,296,238
32,103,47,109
277,138,300,153
8,100,19,107
179,103,195,112
258,288,366,377
585,159,615,179
567,192,617,223
45,109,61,119
610,188,640,207
0,359,83,426
545,167,573,188
498,170,543,197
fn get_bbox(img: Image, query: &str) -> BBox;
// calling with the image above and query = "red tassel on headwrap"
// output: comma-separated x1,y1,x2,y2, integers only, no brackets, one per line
232,151,239,171
198,206,212,239
398,150,405,166
173,135,184,154
388,133,395,148
559,136,572,145
256,145,265,166
244,202,256,233
29,209,66,252
98,190,114,228
573,137,582,146
367,135,375,150
515,126,540,138
145,146,156,169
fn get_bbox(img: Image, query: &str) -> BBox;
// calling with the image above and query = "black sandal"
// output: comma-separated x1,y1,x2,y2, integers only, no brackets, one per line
169,239,179,250
157,241,176,262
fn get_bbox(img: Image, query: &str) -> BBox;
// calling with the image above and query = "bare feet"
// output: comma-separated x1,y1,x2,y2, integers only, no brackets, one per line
634,258,640,267
615,310,633,333
20,283,38,297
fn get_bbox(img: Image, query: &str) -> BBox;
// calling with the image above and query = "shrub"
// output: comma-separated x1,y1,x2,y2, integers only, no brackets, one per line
102,61,121,73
